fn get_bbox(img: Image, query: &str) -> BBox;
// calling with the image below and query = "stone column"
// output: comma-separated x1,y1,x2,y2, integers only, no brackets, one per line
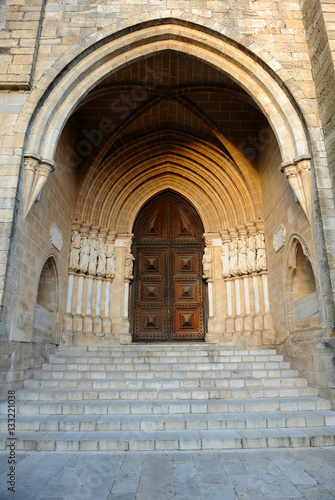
261,272,270,313
103,280,112,333
84,276,93,332
66,273,74,314
252,274,260,314
93,278,102,332
64,273,74,336
208,281,214,318
253,274,264,331
225,278,234,332
234,277,243,331
243,276,250,315
123,280,130,318
243,275,253,331
73,274,84,331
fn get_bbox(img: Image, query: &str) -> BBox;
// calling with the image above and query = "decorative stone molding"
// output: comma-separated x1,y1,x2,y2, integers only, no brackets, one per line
24,154,56,217
280,155,311,222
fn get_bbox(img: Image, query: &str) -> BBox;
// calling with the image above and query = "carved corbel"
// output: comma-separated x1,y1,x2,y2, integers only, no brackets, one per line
23,154,40,217
296,156,311,222
281,155,311,223
24,156,56,217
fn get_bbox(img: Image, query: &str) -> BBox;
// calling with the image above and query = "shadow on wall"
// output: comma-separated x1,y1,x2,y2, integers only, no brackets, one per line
33,256,60,344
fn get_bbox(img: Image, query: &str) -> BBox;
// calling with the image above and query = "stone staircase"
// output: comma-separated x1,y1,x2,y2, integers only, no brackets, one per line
1,344,335,451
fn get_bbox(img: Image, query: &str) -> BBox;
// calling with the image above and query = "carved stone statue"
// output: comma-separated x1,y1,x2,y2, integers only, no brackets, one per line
255,231,267,272
106,239,116,279
229,238,239,276
202,246,212,280
79,234,90,273
88,237,99,276
220,242,230,278
69,229,81,271
124,243,135,280
237,235,248,275
97,236,107,277
247,233,256,274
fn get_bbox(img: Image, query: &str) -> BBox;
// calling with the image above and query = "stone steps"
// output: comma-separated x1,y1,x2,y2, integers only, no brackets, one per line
41,361,292,371
1,396,331,417
16,386,319,402
24,376,308,390
1,344,335,452
47,346,279,356
1,427,335,452
33,368,300,380
1,411,335,432
46,354,284,363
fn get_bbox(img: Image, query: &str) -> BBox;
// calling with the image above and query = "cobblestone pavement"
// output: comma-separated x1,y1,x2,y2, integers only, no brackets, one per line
1,448,335,499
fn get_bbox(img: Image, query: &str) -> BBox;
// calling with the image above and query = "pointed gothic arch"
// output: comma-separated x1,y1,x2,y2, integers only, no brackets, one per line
21,19,313,221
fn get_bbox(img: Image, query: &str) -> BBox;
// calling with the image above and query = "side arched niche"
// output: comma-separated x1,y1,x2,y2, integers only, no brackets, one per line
286,236,320,332
33,255,61,344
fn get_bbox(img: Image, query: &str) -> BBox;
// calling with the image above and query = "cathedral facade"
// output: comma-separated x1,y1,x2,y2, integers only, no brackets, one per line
1,0,335,404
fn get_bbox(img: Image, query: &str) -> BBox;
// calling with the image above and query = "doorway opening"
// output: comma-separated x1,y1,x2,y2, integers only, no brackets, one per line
131,190,206,341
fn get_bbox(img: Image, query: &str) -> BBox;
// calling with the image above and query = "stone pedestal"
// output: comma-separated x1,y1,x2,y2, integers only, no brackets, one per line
73,314,83,331
64,313,73,331
103,318,112,333
84,315,93,332
93,316,102,333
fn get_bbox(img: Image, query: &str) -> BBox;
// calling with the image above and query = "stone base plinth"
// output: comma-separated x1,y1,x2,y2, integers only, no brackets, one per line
72,330,132,346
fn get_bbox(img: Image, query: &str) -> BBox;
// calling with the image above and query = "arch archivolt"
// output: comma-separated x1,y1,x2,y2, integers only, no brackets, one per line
84,89,263,217
74,132,260,233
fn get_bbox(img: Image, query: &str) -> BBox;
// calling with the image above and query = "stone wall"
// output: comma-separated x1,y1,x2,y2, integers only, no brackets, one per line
258,122,317,334
0,341,56,402
0,119,77,398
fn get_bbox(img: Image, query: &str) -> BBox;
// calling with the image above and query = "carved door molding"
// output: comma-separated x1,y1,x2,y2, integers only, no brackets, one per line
131,191,206,341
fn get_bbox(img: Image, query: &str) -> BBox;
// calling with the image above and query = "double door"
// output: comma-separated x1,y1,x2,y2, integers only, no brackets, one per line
132,191,206,341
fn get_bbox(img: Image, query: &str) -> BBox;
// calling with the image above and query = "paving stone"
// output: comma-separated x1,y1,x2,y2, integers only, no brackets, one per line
200,484,238,500
136,454,174,500
234,487,266,499
296,484,335,500
174,462,201,497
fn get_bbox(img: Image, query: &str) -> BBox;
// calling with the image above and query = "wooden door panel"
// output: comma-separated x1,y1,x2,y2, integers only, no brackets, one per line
173,309,202,338
137,309,167,338
136,196,168,244
170,195,201,243
139,252,165,276
134,248,167,340
171,248,204,340
174,281,199,304
140,281,164,303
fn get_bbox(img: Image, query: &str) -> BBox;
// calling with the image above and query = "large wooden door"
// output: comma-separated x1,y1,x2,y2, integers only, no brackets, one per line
132,191,206,341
